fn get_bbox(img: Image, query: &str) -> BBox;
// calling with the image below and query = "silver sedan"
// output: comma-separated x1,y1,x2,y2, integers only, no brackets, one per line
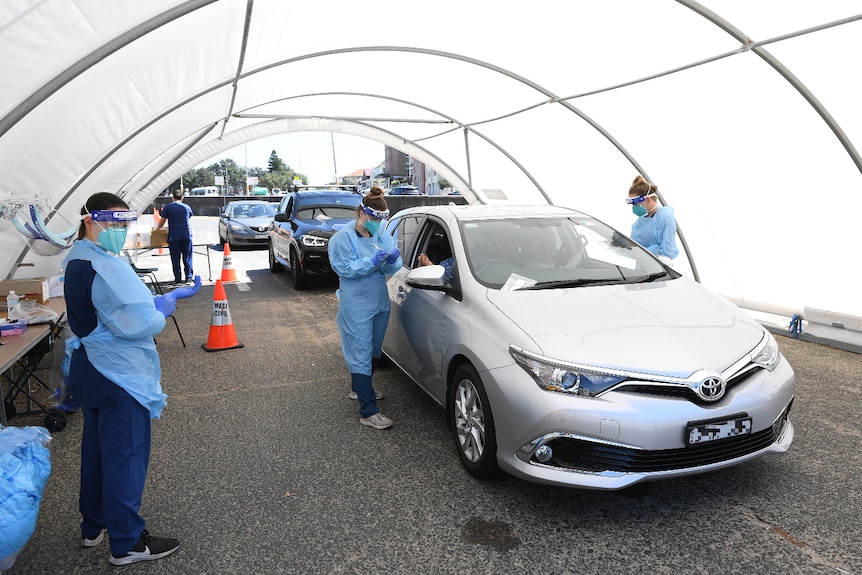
382,204,795,489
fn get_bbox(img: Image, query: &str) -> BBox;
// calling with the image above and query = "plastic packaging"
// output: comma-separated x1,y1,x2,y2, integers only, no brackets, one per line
0,426,52,572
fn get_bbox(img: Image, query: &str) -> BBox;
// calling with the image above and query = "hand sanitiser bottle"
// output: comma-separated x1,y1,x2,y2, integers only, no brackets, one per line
6,290,19,311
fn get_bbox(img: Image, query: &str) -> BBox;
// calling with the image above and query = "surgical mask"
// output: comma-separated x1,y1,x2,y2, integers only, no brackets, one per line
96,226,128,254
632,204,648,217
364,219,381,235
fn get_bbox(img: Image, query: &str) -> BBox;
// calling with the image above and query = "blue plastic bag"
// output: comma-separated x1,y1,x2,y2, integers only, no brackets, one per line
0,426,52,572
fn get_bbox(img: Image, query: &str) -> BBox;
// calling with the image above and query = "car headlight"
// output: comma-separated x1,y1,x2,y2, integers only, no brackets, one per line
751,330,781,371
510,346,626,397
229,223,248,233
301,235,328,247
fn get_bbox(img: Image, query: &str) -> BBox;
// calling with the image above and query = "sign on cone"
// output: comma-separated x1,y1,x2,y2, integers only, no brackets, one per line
220,243,238,282
202,280,244,352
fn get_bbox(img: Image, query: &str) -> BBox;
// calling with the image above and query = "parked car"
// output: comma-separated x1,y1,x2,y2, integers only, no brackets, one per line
217,200,277,248
268,187,363,289
388,185,421,196
382,204,795,489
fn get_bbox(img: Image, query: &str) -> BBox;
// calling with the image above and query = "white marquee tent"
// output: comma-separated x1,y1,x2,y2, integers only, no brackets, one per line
1,0,860,348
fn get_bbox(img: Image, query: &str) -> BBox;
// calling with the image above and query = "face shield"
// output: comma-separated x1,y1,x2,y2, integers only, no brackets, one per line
624,193,656,205
89,209,138,227
88,209,137,254
361,205,390,220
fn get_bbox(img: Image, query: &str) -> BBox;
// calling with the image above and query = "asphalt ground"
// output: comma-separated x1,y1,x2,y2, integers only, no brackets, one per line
5,217,862,574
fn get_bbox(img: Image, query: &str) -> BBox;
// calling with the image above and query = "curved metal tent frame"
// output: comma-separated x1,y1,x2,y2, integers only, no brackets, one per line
1,0,860,348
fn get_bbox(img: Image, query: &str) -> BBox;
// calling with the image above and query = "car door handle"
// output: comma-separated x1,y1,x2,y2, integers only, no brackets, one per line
396,285,407,303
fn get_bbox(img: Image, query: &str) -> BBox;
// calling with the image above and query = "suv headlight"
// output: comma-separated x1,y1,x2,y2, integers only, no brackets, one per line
751,329,781,371
510,345,626,397
301,235,328,247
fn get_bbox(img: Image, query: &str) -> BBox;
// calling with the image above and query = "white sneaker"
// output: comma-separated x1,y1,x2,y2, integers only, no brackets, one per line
81,528,106,548
360,413,393,430
348,389,384,400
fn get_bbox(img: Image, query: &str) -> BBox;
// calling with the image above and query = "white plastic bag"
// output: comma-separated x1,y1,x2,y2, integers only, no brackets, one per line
7,302,59,325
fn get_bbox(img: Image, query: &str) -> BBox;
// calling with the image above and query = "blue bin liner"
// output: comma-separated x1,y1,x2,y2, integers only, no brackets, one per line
0,426,52,572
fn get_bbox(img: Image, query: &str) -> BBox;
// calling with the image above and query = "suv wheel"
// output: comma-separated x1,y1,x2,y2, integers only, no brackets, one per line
269,241,284,273
290,250,308,290
448,364,499,479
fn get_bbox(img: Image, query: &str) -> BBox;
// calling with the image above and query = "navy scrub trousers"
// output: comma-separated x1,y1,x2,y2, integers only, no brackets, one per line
65,260,150,556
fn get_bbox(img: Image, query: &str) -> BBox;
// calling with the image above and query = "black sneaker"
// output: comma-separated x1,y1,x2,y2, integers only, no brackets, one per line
109,529,179,566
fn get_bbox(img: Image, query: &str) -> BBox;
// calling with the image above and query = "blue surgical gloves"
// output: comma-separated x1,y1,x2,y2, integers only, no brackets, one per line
386,248,400,264
168,275,202,300
154,275,203,317
153,294,176,318
371,249,388,267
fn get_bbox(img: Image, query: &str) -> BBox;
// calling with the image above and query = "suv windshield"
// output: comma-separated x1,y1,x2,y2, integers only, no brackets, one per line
296,204,358,220
461,216,673,289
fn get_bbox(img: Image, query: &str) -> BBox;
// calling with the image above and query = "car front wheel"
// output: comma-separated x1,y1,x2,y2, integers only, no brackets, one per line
290,249,308,290
269,241,284,273
449,364,499,479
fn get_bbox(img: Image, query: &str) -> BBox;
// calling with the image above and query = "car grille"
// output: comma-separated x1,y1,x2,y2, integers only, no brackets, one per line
614,364,760,405
535,402,792,474
250,225,268,232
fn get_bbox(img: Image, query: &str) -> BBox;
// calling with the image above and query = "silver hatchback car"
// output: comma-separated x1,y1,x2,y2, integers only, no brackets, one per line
382,204,795,489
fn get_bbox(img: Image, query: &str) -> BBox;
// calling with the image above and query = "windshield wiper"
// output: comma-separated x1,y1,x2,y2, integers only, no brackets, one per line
517,278,617,290
632,271,670,283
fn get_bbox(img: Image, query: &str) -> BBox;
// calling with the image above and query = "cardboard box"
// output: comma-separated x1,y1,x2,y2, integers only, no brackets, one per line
0,277,50,306
150,228,168,248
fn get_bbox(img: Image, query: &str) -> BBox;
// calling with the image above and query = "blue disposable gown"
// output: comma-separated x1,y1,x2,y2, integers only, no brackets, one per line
61,239,168,418
630,205,680,260
328,221,402,374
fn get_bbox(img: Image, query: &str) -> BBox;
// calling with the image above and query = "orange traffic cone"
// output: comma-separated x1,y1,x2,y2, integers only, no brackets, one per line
220,243,238,282
201,280,244,352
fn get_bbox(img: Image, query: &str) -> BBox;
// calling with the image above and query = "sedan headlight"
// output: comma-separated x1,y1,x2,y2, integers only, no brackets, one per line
229,223,249,232
301,235,328,247
751,329,781,371
510,346,626,397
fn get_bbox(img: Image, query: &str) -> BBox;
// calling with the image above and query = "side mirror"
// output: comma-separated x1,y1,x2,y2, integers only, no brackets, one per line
274,213,289,222
405,265,448,291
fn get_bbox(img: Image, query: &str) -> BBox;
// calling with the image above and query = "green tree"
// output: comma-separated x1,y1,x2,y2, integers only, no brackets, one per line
267,150,286,173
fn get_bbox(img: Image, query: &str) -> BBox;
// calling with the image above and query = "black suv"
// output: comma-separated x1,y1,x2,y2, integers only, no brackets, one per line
268,187,362,289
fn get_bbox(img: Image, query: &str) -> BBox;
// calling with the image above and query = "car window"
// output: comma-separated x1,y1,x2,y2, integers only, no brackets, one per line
415,222,453,268
296,205,357,220
461,216,668,289
389,214,422,257
284,196,294,217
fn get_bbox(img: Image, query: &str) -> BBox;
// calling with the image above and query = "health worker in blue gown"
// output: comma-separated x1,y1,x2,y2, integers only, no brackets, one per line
626,175,679,265
62,192,200,566
328,186,401,431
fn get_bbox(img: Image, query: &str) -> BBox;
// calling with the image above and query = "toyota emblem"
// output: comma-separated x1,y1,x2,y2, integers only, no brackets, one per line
696,376,726,402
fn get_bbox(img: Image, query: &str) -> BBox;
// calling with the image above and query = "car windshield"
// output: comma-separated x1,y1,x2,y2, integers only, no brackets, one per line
460,216,672,289
232,203,276,218
296,204,359,220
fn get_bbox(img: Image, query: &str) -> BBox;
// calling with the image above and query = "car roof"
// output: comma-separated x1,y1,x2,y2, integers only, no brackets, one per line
394,203,582,221
294,189,361,198
227,200,273,205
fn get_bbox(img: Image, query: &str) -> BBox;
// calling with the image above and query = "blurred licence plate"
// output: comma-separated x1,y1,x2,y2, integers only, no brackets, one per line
688,416,752,445
255,234,268,239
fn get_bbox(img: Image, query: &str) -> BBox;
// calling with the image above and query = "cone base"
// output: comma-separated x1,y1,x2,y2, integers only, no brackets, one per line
201,342,245,353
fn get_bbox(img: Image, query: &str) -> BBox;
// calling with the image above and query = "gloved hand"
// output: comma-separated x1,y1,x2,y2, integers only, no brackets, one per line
371,249,388,267
154,294,176,318
168,275,202,300
386,247,401,264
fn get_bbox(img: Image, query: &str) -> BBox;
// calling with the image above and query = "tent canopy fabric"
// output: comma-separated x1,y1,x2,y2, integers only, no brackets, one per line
1,0,859,323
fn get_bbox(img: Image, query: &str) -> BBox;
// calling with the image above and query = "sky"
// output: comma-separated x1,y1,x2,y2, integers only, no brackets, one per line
195,132,384,184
